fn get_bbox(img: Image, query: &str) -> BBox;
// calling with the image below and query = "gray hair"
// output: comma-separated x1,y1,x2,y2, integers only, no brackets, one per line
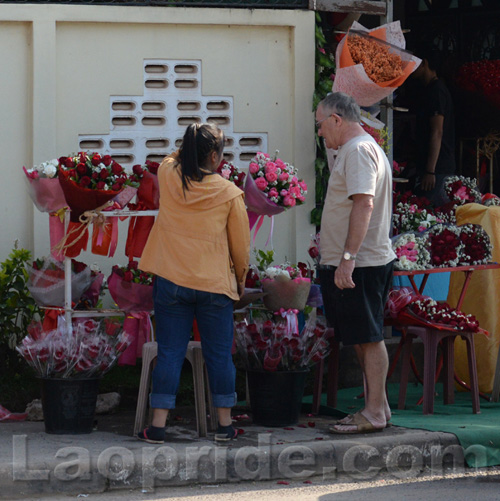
319,92,361,123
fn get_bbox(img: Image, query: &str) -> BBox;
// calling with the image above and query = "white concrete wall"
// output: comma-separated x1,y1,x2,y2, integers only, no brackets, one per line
0,4,315,272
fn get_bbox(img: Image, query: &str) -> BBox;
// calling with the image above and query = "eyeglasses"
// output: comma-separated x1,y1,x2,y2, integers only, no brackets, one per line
315,112,342,129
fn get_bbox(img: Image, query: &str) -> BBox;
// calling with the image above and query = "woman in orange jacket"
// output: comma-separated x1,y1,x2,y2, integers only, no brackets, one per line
138,123,250,444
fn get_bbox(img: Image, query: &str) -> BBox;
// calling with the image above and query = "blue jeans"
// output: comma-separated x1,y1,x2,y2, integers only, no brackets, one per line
150,277,237,409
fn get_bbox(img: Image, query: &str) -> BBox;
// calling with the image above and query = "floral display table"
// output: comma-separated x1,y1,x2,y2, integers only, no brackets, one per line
388,263,500,412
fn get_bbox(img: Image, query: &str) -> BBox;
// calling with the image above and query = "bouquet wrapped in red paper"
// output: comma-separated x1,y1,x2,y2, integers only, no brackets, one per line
56,152,139,257
108,261,154,366
234,314,332,372
26,256,92,308
16,317,132,379
125,160,160,259
333,21,421,106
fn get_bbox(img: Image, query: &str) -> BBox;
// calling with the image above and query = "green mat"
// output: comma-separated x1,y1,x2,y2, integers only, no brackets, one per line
303,383,500,468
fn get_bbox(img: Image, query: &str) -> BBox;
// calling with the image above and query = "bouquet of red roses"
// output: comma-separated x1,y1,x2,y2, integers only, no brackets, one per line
58,152,139,222
16,317,132,379
457,223,492,265
55,152,140,257
234,315,332,372
125,160,160,259
108,261,154,366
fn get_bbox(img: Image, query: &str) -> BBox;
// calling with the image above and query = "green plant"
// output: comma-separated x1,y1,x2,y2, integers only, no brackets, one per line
0,242,40,349
311,13,336,227
254,249,275,272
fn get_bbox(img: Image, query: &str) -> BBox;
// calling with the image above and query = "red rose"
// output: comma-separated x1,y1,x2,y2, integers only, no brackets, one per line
64,157,74,169
91,172,99,179
128,261,139,269
102,155,113,166
91,154,101,166
69,169,77,178
133,164,144,176
96,181,106,190
79,176,91,187
100,169,109,180
111,183,121,191
111,162,123,175
123,270,134,282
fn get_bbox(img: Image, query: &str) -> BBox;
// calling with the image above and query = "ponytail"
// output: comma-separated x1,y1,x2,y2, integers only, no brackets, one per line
179,122,224,193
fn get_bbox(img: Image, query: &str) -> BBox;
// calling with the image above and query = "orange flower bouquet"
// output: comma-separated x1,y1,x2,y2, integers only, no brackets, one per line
333,21,421,106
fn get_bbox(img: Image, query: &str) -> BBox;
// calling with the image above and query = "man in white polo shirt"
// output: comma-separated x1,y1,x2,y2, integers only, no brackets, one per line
316,92,396,434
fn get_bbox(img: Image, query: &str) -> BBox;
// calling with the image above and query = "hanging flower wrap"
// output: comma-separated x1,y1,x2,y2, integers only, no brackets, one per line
26,256,92,308
23,166,67,213
108,264,154,366
333,21,421,106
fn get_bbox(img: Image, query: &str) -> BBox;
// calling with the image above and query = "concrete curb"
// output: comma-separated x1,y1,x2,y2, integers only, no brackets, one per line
0,420,463,498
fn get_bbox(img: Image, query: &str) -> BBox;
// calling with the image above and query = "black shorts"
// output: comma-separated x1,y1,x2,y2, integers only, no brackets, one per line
318,261,394,347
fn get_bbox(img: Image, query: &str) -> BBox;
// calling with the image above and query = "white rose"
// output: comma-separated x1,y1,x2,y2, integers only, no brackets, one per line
43,164,57,178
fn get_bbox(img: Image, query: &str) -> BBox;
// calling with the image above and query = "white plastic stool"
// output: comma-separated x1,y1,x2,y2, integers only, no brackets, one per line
133,341,217,437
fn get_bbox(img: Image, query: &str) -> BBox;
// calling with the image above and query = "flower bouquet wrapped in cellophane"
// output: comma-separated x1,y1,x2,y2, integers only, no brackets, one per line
108,261,154,366
26,256,92,308
260,263,311,312
333,21,421,106
244,151,307,244
234,313,332,372
23,160,67,213
16,316,132,379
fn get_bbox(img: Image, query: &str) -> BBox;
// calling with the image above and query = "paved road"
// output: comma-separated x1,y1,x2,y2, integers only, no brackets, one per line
39,467,500,501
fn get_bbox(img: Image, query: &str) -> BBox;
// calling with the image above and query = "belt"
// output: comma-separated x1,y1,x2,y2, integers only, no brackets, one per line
317,264,336,271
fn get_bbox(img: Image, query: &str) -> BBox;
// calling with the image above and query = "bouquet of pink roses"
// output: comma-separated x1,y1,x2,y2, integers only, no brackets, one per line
244,152,307,238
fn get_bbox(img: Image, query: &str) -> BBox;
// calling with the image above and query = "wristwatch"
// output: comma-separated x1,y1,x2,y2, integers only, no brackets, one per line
343,251,356,261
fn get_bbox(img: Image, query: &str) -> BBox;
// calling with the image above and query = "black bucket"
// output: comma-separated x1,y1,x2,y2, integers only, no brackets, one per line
40,378,100,434
246,369,308,427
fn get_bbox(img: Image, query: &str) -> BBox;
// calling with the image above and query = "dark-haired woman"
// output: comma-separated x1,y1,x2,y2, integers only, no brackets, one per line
138,123,250,444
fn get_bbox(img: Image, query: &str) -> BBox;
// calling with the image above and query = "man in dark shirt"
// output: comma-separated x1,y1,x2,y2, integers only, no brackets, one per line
412,45,456,204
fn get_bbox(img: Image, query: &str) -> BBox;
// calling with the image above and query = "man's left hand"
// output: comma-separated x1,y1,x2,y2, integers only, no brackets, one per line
334,260,355,290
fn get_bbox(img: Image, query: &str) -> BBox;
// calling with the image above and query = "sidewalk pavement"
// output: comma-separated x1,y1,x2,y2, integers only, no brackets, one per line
0,409,463,499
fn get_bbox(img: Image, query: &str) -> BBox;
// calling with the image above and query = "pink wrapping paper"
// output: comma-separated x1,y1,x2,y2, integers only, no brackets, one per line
108,271,154,365
23,168,67,213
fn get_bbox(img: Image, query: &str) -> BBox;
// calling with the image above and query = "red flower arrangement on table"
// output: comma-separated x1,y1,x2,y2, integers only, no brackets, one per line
457,223,492,265
426,224,462,268
443,176,482,205
16,318,132,379
108,261,154,366
406,298,482,333
234,315,332,372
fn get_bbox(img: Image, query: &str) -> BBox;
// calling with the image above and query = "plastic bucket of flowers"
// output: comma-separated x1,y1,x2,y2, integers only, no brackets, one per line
234,314,332,427
17,318,131,434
